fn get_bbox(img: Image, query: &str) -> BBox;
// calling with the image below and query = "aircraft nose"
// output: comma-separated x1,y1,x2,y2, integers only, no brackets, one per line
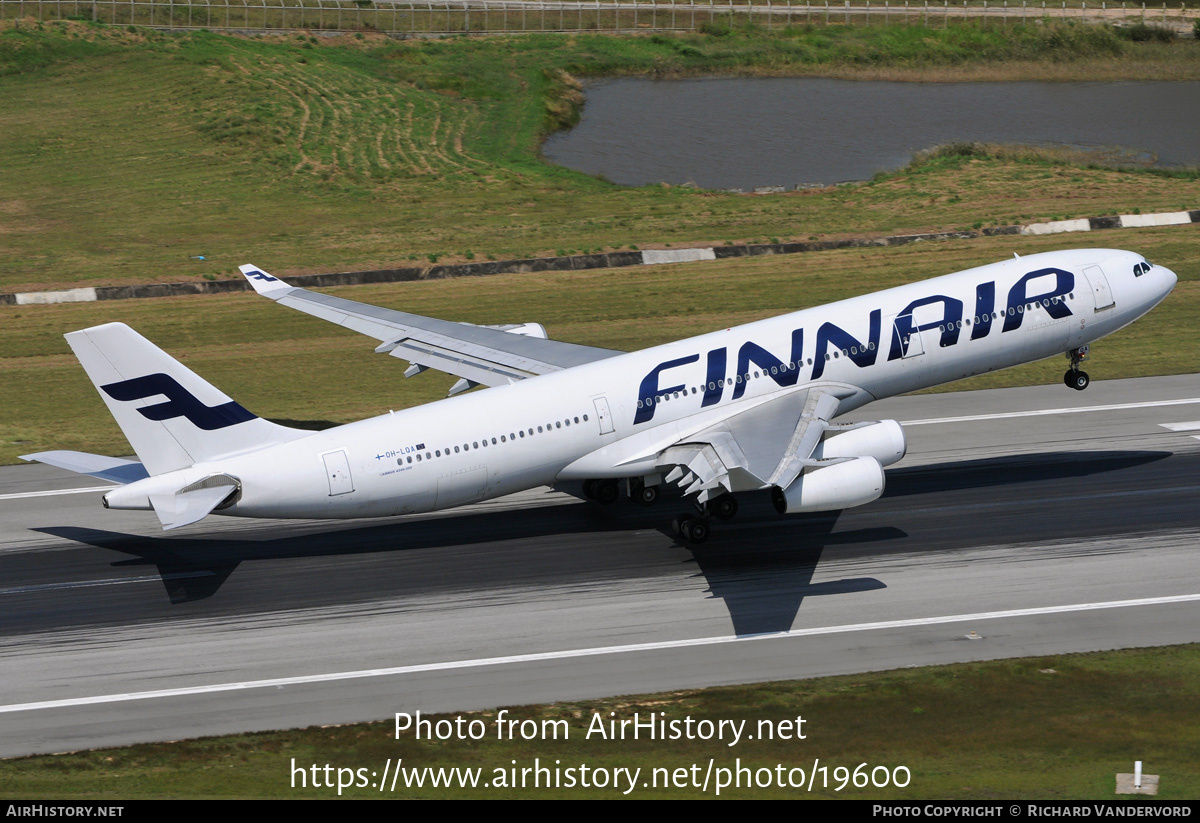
1157,264,1178,296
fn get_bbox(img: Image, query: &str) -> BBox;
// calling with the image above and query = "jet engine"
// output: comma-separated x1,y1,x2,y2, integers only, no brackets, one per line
771,456,885,514
812,420,906,467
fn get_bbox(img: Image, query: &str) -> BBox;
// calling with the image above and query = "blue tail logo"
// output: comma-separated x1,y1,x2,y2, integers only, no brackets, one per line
245,270,278,282
101,373,256,431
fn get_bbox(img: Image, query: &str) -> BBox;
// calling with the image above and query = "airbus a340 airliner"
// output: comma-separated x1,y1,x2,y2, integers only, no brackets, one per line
24,248,1175,543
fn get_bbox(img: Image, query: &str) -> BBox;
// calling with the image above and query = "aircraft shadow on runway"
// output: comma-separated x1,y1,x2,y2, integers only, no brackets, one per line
683,510,894,637
32,449,1170,632
881,449,1170,498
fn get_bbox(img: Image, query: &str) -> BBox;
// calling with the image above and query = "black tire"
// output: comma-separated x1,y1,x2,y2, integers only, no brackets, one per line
1070,370,1090,391
688,519,710,544
678,517,695,541
595,479,620,505
1063,370,1074,388
635,484,659,507
582,479,597,500
712,494,738,521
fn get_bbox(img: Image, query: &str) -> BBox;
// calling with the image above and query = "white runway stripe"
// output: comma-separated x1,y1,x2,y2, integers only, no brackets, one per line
2,593,1197,715
903,398,1200,426
0,486,114,501
1159,421,1200,432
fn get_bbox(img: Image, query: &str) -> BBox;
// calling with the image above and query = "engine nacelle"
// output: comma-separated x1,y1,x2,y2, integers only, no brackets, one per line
771,456,885,514
812,420,906,467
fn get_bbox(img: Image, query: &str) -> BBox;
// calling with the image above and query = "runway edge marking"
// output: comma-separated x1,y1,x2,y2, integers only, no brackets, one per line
902,397,1200,426
3,593,1199,715
0,486,115,502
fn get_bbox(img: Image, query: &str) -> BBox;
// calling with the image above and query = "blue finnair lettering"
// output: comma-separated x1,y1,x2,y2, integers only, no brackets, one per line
732,329,804,400
971,281,995,341
246,270,279,283
631,268,1078,425
1004,268,1074,331
889,296,962,361
701,348,727,408
634,354,699,425
812,310,880,380
101,373,257,430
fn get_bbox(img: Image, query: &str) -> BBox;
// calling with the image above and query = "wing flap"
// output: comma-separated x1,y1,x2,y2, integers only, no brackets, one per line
654,387,847,501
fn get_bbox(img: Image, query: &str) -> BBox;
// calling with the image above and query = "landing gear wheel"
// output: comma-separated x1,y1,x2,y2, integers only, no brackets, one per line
674,516,694,540
594,479,620,505
673,515,710,544
582,479,597,500
1064,346,1090,391
712,494,738,521
633,483,659,507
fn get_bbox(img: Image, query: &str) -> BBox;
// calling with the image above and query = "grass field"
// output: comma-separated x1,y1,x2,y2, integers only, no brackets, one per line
2,644,1198,798
0,21,1197,292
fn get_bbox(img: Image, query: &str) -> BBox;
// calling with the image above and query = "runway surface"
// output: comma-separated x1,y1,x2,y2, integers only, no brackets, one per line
1,374,1199,758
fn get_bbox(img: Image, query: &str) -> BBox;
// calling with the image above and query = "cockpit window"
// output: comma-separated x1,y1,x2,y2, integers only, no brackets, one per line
1134,261,1151,277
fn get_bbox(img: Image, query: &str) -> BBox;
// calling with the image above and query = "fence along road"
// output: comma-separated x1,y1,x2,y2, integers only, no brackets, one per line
3,0,1197,35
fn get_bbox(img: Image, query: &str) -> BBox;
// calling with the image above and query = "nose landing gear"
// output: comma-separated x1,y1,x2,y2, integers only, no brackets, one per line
1064,345,1090,391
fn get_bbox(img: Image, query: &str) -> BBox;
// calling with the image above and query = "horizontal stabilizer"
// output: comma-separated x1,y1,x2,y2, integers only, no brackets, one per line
20,450,149,485
150,484,237,531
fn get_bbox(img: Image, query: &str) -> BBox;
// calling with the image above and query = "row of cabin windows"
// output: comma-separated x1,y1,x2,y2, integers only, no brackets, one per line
398,414,590,465
632,293,1078,409
929,294,1075,335
633,350,859,408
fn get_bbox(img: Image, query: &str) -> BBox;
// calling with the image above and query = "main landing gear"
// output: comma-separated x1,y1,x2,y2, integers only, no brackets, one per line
671,493,738,545
629,478,660,507
584,478,659,506
582,478,619,505
1064,345,1090,392
583,478,738,545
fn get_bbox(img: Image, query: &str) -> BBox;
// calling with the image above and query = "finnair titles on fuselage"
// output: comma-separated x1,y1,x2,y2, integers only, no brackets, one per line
23,249,1175,543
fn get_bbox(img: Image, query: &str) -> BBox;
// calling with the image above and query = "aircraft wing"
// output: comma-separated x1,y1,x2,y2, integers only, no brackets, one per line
655,387,849,503
240,265,623,394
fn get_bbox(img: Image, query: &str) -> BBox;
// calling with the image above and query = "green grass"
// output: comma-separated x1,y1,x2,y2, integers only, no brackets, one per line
2,644,1198,798
1,227,1196,465
0,22,1197,292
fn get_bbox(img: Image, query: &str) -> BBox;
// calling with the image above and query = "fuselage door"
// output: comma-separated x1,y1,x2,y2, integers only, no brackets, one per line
1082,265,1115,312
322,450,355,496
892,314,925,359
593,396,615,434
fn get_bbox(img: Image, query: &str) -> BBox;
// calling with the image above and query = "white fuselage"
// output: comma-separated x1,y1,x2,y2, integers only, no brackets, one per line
109,249,1177,520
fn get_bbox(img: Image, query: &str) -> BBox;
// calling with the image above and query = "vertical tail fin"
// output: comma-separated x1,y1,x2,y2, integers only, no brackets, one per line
66,323,306,475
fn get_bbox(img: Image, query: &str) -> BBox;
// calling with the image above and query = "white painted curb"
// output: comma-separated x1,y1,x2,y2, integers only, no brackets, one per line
14,287,98,305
